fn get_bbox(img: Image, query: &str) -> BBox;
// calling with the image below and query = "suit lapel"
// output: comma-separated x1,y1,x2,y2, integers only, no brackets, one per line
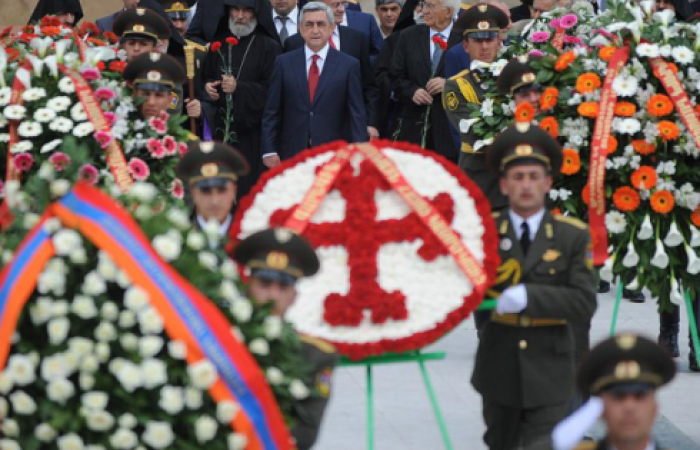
312,48,339,106
522,211,555,275
294,49,311,107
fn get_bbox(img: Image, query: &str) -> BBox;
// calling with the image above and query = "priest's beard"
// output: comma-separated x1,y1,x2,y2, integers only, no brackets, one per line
229,17,258,37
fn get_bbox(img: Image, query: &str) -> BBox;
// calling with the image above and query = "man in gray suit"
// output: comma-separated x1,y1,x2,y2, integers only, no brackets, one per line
96,0,142,32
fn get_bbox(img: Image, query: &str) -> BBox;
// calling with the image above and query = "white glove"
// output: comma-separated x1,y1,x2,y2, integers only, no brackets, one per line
496,284,528,314
552,397,604,450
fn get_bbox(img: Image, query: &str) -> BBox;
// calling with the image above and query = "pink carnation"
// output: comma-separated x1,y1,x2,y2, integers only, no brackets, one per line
94,130,113,149
179,142,188,156
148,117,167,135
560,14,578,29
170,178,184,199
103,112,117,126
79,164,99,185
128,157,150,181
49,152,71,171
13,153,34,172
80,68,101,81
162,136,177,156
549,18,561,28
531,31,551,43
95,87,116,102
147,137,166,159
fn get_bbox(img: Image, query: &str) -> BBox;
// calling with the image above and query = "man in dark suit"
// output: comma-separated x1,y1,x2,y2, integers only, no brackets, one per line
96,0,141,32
320,0,383,63
261,2,367,166
271,0,301,44
390,0,461,163
284,25,379,140
473,123,597,450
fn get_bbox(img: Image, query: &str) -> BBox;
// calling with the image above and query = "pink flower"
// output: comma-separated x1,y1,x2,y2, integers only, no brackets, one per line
94,130,113,149
128,157,150,181
80,67,101,81
170,178,184,199
564,35,582,44
79,164,99,185
594,28,612,37
147,137,166,159
531,31,551,43
560,14,578,29
49,152,71,171
549,18,561,28
103,112,117,126
162,136,177,156
529,49,544,57
148,117,167,135
178,142,188,156
95,87,115,102
13,153,34,172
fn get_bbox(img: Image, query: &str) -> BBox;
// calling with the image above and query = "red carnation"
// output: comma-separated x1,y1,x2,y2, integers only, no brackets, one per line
226,37,239,46
211,41,222,52
109,61,126,73
103,31,118,44
432,35,447,51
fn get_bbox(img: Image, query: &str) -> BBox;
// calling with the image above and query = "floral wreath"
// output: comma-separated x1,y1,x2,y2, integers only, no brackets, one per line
232,140,499,360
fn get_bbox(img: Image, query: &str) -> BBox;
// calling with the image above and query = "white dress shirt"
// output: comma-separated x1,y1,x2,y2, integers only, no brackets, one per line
429,22,453,60
509,208,545,241
273,6,299,37
304,44,330,76
331,28,341,50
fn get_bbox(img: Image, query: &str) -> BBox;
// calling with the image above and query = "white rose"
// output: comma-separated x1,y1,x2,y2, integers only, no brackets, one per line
109,428,138,450
67,339,93,359
186,231,206,250
71,249,87,264
71,295,98,319
195,415,218,443
116,270,131,288
158,386,184,414
263,316,283,340
53,229,82,255
30,296,53,325
0,439,20,450
47,378,75,405
82,391,109,410
124,286,149,312
119,310,137,328
266,367,285,386
289,379,310,399
138,307,164,335
82,272,107,296
86,410,115,432
2,419,19,437
79,373,95,390
35,423,58,442
187,359,218,390
115,362,142,393
198,251,218,269
41,354,72,381
142,422,175,450
231,300,253,323
227,433,248,450
152,234,182,261
167,340,187,360
185,387,204,409
57,433,84,450
101,302,119,321
220,281,239,301
249,338,270,356
95,342,111,362
139,336,164,358
9,390,37,415
120,333,139,351
48,317,70,345
95,321,118,342
118,413,137,429
217,401,240,424
166,208,191,229
97,256,118,281
51,299,69,316
141,359,167,389
6,354,36,386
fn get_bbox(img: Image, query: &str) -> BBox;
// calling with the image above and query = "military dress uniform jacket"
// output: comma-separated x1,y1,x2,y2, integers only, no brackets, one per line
471,210,597,409
291,335,339,450
443,69,508,210
574,440,669,450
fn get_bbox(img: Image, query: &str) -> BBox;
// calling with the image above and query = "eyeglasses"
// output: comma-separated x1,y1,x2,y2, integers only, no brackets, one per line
328,1,345,9
420,1,447,10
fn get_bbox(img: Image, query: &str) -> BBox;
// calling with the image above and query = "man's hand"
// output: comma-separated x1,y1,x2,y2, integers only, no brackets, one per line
426,77,446,95
185,98,201,118
412,88,433,105
496,284,528,314
222,75,237,94
263,154,281,168
367,126,379,140
205,81,220,100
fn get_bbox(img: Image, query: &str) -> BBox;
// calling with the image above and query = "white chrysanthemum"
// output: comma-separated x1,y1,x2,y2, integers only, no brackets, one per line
48,317,70,345
9,390,38,415
266,367,285,385
109,428,138,450
72,295,98,319
53,229,82,255
142,422,175,450
0,133,9,143
68,336,94,356
34,107,57,123
49,117,74,133
615,118,641,135
118,414,138,429
47,378,76,405
85,410,115,432
56,433,84,450
95,321,118,342
612,75,638,97
185,387,204,409
671,45,694,64
231,300,253,323
17,121,42,137
115,362,143,393
10,140,32,154
35,423,58,442
227,433,248,450
187,359,218,390
46,96,72,112
289,379,310,399
186,231,206,250
58,77,76,94
4,105,27,120
22,87,47,102
636,43,660,58
195,416,218,443
141,358,168,389
41,353,72,381
220,280,239,302
139,336,164,358
82,271,107,296
41,139,63,154
158,386,184,414
217,401,240,423
0,87,12,106
80,355,99,373
6,353,36,386
73,121,95,137
97,254,118,281
138,307,165,335
152,234,182,261
0,439,20,450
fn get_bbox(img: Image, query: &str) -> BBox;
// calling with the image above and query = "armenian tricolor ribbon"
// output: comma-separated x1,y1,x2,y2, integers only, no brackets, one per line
0,184,292,450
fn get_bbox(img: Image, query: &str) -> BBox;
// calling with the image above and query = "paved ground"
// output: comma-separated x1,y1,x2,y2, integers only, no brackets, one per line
315,286,700,450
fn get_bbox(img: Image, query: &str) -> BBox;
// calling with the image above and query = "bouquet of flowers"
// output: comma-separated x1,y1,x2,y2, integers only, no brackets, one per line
210,37,240,145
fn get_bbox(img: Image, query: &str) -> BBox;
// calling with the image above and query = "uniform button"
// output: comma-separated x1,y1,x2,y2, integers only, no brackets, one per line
310,112,314,116
549,268,556,275
520,316,531,327
519,340,528,350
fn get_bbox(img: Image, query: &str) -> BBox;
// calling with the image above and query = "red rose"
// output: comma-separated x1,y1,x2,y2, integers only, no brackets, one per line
226,37,239,46
431,35,447,51
211,41,222,52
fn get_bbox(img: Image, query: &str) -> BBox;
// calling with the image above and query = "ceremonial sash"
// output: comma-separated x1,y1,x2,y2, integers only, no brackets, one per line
588,47,629,265
551,27,566,51
0,184,291,450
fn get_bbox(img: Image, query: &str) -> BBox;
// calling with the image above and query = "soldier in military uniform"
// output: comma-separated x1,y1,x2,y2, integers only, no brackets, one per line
497,54,543,113
177,141,249,240
472,123,597,450
552,334,676,450
113,8,172,63
123,51,188,120
233,228,338,450
443,4,510,211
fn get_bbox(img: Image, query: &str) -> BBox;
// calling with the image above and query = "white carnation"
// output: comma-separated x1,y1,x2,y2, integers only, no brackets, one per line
53,229,82,255
41,353,72,381
217,401,240,424
140,358,167,389
115,362,143,393
80,355,99,373
185,387,204,409
0,373,13,394
0,439,20,450
79,373,96,390
120,333,139,351
220,259,237,279
139,336,164,358
30,296,53,325
186,231,206,250
124,286,149,312
266,367,285,385
86,410,115,432
82,391,109,410
9,390,38,415
289,379,310,399
47,378,75,405
6,354,36,386
48,317,70,345
68,337,94,357
95,342,111,362
263,316,283,339
142,422,175,450
109,428,138,450
167,340,187,360
198,251,218,269
249,338,270,356
82,272,107,296
138,307,164,335
72,295,98,319
152,234,182,261
95,321,118,342
166,208,190,229
227,433,248,450
57,433,84,450
50,179,71,197
231,300,253,323
35,423,58,442
101,301,119,321
158,386,184,414
195,416,218,443
118,413,137,429
2,419,19,437
127,182,158,202
119,310,137,328
187,359,218,390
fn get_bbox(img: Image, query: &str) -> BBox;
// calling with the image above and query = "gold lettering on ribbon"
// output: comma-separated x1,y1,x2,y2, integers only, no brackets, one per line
551,27,566,51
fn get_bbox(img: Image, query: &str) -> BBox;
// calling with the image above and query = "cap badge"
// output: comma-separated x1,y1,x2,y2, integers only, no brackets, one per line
617,333,637,350
136,8,146,15
477,21,490,30
515,122,530,133
275,228,293,243
200,141,214,153
522,72,536,83
201,163,219,177
515,145,533,156
174,2,185,8
614,361,641,380
150,53,161,62
266,251,290,270
147,70,162,81
132,24,145,32
477,4,488,12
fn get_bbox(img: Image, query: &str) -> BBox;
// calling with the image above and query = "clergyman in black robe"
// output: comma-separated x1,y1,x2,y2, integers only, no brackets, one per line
28,0,83,26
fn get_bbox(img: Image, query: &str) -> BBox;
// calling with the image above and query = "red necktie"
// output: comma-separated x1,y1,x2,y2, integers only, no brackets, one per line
309,54,320,102
329,36,337,49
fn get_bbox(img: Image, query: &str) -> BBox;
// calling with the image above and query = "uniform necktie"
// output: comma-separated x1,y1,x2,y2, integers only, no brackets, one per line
278,16,289,43
520,222,531,255
308,54,320,102
432,32,444,73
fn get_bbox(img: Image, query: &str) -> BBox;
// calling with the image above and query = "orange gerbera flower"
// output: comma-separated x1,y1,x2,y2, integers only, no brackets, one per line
658,121,680,141
515,102,535,123
650,190,675,214
599,46,616,61
631,139,656,155
614,102,636,117
561,149,581,175
540,116,559,138
692,206,700,227
576,73,602,94
582,184,590,206
606,136,618,155
555,51,576,71
613,187,641,212
631,166,658,190
578,102,599,118
647,94,674,117
540,87,559,110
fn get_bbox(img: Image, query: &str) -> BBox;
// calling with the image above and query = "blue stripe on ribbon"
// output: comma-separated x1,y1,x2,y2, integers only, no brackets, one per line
0,227,51,321
59,193,278,450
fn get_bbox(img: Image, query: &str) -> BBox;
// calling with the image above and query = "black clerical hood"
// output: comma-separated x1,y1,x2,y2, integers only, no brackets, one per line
213,0,280,43
28,0,84,25
394,0,420,32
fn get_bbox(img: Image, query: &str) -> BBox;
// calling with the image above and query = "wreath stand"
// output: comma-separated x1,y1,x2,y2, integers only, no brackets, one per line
608,283,700,364
339,299,497,450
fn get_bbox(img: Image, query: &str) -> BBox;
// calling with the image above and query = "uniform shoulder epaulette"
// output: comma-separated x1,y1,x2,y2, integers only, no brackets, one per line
491,211,501,219
449,68,470,81
300,334,337,354
572,441,597,450
554,215,588,230
185,39,208,53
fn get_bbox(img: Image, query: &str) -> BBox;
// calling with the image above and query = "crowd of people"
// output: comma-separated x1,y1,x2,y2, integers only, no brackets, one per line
17,0,700,448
